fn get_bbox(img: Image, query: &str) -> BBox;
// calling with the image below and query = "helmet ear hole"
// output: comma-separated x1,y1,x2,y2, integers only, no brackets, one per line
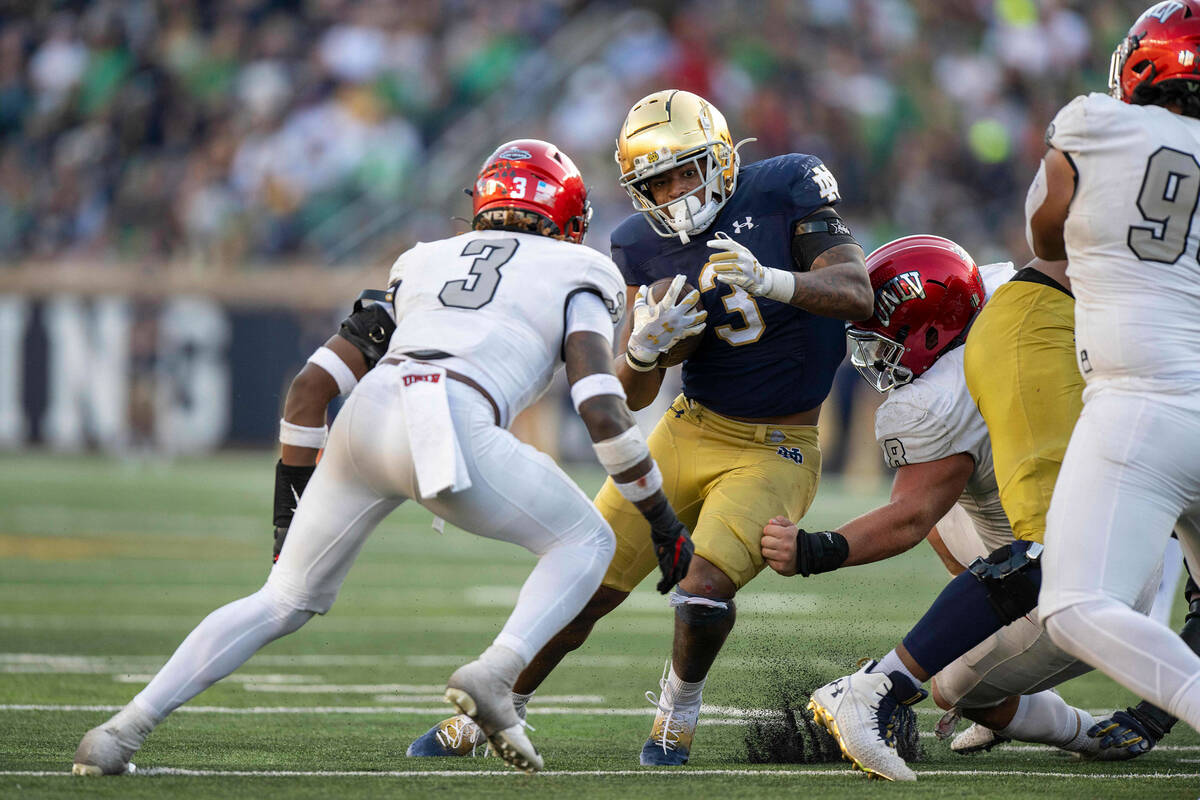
925,327,939,351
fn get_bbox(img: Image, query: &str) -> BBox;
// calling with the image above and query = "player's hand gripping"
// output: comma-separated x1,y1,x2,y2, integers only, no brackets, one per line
642,498,694,593
625,274,706,370
705,234,796,303
761,516,849,577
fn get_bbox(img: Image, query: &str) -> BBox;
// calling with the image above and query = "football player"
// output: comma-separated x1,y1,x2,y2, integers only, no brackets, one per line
71,139,694,776
410,89,872,765
761,238,1156,780
1032,0,1200,739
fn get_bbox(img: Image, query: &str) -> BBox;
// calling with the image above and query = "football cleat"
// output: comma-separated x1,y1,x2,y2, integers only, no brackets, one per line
406,714,489,757
72,722,145,776
950,723,1011,755
640,689,700,766
444,659,542,773
808,662,926,782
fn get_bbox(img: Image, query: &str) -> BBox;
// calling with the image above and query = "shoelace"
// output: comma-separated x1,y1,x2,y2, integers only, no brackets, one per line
645,690,688,753
435,716,485,756
872,689,900,749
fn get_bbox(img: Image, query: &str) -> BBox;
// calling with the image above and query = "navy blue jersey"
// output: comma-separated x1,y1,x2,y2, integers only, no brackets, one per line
611,153,848,418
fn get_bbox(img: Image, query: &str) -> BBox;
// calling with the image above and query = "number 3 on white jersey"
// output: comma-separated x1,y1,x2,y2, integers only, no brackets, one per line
699,263,766,345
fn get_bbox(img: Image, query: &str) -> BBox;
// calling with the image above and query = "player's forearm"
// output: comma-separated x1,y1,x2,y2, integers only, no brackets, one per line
838,501,936,567
788,261,874,321
613,354,664,411
280,365,338,467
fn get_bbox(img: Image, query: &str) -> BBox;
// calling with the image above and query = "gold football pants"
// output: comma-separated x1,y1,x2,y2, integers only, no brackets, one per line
964,278,1081,544
596,395,822,592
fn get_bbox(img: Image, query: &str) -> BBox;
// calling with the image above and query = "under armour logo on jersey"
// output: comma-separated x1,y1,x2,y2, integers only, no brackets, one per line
732,217,755,234
776,446,805,464
828,679,846,698
810,164,841,203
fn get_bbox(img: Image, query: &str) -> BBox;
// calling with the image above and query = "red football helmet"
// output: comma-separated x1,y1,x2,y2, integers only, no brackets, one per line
472,139,591,244
1110,1,1200,102
848,235,986,392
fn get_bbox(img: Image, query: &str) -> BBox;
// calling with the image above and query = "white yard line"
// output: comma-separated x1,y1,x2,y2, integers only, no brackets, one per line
0,767,1194,780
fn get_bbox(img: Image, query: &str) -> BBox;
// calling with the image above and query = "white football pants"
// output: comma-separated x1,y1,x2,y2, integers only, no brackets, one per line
134,365,614,720
1041,386,1200,733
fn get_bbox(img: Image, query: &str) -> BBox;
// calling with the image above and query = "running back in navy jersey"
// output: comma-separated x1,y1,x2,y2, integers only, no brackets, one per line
610,153,848,419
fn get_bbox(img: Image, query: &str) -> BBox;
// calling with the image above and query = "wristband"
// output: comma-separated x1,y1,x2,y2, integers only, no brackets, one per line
570,373,626,412
592,425,649,475
614,463,663,503
625,351,660,373
279,419,328,449
797,530,850,577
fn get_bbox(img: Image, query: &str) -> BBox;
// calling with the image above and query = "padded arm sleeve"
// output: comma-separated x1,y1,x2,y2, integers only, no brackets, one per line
337,290,397,369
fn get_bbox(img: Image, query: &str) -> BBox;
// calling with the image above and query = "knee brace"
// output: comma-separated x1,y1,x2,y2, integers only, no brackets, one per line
669,588,734,626
968,541,1043,625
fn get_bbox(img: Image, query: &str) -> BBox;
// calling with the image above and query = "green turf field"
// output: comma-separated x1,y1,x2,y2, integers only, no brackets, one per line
0,452,1196,798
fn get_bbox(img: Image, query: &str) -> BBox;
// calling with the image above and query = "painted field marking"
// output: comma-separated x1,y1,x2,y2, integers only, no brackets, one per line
113,674,319,685
0,652,843,671
0,768,1195,780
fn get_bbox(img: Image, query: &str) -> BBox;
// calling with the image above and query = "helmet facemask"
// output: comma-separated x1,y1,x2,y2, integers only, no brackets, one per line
847,328,914,393
1109,33,1144,100
618,138,750,244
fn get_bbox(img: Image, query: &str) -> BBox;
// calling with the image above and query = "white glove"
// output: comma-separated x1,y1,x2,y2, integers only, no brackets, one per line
625,274,707,370
706,234,796,303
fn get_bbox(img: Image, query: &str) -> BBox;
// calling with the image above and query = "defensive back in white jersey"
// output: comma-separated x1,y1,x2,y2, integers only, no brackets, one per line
388,230,626,426
1049,93,1200,389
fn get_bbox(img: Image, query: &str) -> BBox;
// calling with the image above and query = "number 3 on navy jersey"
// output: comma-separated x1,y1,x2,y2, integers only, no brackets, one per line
698,263,765,345
439,238,519,309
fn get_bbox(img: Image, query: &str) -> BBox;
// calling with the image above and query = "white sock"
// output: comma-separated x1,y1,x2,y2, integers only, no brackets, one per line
872,649,922,687
104,699,161,752
998,691,1092,749
134,587,313,719
479,645,526,688
1046,599,1200,731
511,690,534,720
661,666,705,710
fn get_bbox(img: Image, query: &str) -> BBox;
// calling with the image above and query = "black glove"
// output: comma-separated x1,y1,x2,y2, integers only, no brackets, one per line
795,529,849,577
1089,708,1158,757
273,460,315,563
643,499,694,594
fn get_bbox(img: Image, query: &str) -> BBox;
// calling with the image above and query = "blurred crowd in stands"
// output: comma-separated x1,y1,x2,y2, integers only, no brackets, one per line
1,0,1139,269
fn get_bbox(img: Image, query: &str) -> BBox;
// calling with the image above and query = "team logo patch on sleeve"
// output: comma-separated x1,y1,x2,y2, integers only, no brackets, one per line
776,446,805,464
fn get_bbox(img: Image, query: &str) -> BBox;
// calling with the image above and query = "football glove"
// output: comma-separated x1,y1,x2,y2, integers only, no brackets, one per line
273,460,315,563
705,234,795,303
643,498,694,594
625,274,706,370
1089,708,1158,757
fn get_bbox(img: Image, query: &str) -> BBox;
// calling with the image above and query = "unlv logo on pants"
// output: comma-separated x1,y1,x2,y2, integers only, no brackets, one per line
402,373,442,387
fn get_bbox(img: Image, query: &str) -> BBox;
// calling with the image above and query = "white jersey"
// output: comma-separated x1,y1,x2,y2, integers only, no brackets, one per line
1048,93,1200,392
387,230,625,427
873,262,1016,558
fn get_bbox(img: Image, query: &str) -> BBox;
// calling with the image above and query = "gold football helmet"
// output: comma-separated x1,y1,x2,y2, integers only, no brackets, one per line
615,90,753,242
